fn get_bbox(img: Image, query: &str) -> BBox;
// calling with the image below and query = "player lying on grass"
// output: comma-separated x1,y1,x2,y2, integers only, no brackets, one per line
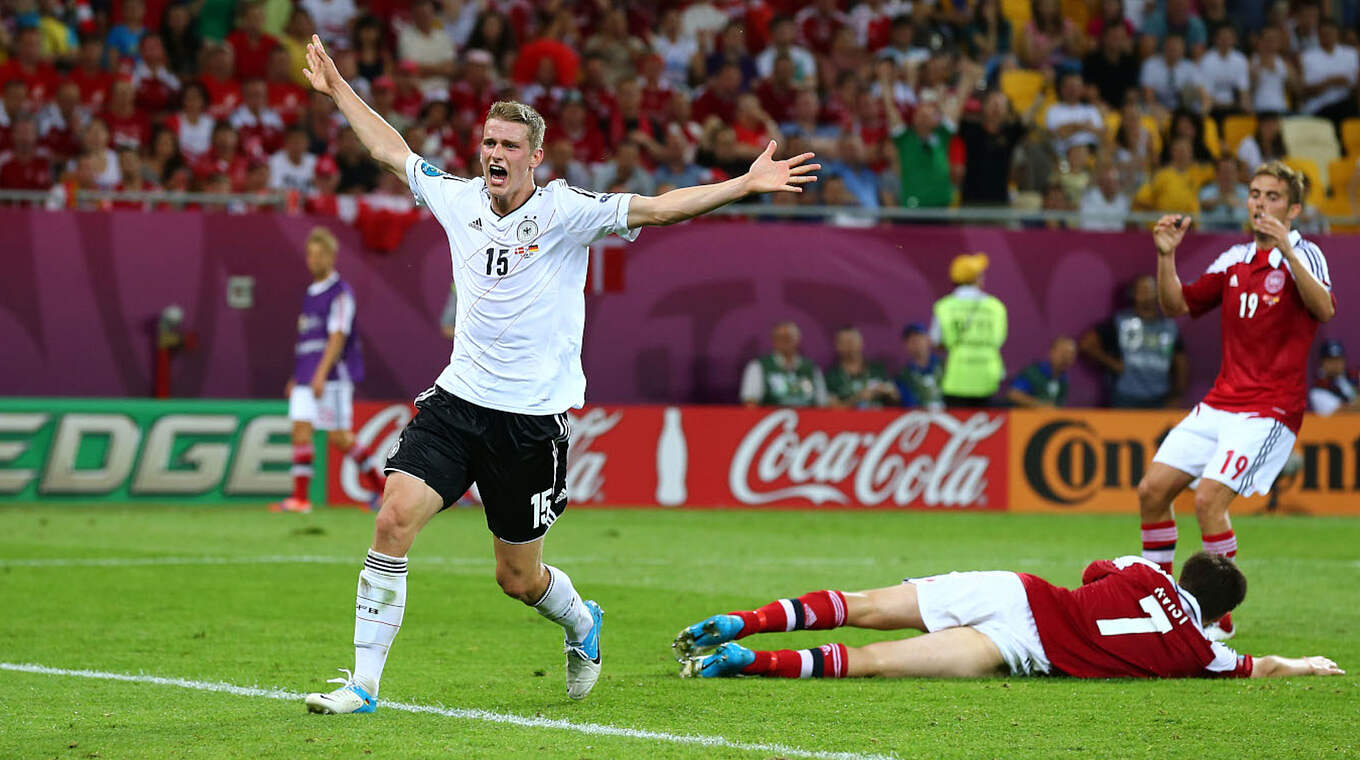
674,552,1343,680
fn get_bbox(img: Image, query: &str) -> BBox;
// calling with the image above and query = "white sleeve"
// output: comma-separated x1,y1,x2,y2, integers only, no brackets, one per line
1294,239,1331,290
326,290,355,335
1301,51,1324,86
557,182,641,245
739,360,764,403
1310,387,1342,416
405,152,472,227
1204,641,1245,674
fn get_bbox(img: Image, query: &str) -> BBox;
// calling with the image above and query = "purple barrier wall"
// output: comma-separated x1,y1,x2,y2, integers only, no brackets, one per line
2,209,1354,406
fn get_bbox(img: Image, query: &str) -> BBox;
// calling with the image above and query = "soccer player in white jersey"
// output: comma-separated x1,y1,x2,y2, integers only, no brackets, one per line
1136,161,1335,641
296,35,819,712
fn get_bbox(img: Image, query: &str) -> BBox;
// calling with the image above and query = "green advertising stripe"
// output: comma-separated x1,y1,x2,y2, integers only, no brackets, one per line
0,398,324,503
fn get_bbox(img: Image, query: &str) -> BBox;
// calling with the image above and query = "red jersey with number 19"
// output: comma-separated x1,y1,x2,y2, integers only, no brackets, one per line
1019,556,1253,679
1180,231,1332,433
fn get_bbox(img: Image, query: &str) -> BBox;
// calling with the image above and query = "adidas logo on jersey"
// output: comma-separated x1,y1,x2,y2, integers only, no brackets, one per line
468,218,482,231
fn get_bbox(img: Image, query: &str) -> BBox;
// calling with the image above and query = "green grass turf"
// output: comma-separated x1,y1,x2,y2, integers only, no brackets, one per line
2,504,1357,760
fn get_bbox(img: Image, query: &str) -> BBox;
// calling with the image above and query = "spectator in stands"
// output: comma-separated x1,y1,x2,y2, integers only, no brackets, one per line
1140,35,1203,113
168,81,214,160
534,136,591,188
1007,336,1077,408
466,9,517,73
1249,26,1294,117
1017,0,1082,73
133,35,180,115
227,1,278,81
652,128,714,192
192,121,248,190
1011,122,1060,197
895,322,945,411
779,89,839,154
694,62,745,126
1078,161,1132,231
1079,275,1188,408
756,15,816,85
1046,71,1104,157
1290,0,1322,54
651,7,701,90
301,0,359,51
0,115,53,190
333,126,378,193
584,9,645,82
268,126,317,192
114,147,157,205
706,22,759,87
956,89,1021,206
932,253,1008,407
1058,143,1097,207
279,7,318,86
397,0,456,100
104,78,150,151
351,15,392,89
740,321,828,408
34,0,77,65
1299,18,1359,126
79,117,121,190
1086,0,1134,38
1,27,60,105
1141,0,1207,56
879,16,929,69
106,0,148,62
230,79,286,159
755,54,802,126
1161,108,1215,165
265,47,308,126
965,0,1014,81
825,326,898,409
798,0,848,56
160,1,202,79
449,49,497,124
608,78,659,151
555,94,608,166
512,11,581,89
1310,340,1359,415
1133,135,1211,213
1200,25,1250,122
199,42,243,120
591,140,657,196
1198,155,1249,230
729,94,782,159
823,131,887,208
68,36,112,112
1236,111,1285,172
1039,176,1074,228
882,61,974,209
1083,22,1139,110
369,76,412,134
143,126,182,185
38,81,86,161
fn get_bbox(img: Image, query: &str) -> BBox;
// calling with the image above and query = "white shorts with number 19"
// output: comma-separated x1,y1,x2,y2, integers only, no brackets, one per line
288,381,354,431
1151,403,1296,497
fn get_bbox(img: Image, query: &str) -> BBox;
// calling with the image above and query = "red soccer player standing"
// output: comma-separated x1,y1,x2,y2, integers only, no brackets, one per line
1135,160,1335,641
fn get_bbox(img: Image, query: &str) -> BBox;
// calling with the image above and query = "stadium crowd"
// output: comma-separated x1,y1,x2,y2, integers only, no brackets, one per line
1,0,1358,222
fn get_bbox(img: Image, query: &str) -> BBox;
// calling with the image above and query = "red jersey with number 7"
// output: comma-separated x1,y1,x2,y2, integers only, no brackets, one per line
1180,231,1333,433
1019,556,1253,678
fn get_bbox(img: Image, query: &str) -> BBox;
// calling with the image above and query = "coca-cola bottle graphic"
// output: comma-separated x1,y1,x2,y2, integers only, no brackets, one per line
655,406,688,506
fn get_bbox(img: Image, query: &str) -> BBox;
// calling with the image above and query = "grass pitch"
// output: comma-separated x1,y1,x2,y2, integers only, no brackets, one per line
3,504,1357,760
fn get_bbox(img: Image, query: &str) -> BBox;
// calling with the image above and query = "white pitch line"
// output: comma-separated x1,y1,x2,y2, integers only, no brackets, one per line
2,662,896,760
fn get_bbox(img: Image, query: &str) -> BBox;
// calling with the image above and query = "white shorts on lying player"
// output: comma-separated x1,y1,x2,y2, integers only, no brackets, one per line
1152,402,1296,497
910,570,1052,676
288,381,354,431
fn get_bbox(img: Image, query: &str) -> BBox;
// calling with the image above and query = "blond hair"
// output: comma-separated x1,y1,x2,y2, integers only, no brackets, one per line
306,226,338,255
1252,160,1305,207
486,101,546,152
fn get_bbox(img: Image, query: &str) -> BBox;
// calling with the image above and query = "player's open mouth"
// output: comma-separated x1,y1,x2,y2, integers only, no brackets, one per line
488,165,508,186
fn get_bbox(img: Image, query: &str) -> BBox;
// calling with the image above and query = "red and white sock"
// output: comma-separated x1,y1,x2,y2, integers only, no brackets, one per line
734,590,848,638
291,443,314,501
1141,520,1178,575
1201,529,1237,560
741,643,850,678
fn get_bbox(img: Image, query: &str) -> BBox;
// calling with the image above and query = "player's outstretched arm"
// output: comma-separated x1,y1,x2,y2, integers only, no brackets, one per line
1250,655,1345,678
1153,215,1191,318
302,34,410,176
626,141,818,228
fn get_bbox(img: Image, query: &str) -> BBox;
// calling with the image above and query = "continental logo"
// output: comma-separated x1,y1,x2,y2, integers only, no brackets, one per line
1022,420,1168,505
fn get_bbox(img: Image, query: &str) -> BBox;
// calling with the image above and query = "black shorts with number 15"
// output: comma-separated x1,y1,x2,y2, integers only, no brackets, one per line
382,385,570,544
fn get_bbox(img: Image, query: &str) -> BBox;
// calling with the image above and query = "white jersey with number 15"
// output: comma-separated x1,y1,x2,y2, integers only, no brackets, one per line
404,153,640,416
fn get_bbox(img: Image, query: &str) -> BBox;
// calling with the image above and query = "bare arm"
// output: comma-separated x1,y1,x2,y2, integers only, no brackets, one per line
1257,215,1335,322
627,141,819,227
1078,328,1123,375
309,331,348,396
1168,350,1188,406
302,35,411,176
1250,655,1344,678
877,60,906,135
1153,214,1192,317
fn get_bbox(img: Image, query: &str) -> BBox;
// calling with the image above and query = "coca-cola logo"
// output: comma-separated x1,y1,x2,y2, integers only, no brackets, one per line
565,408,622,502
728,409,1004,507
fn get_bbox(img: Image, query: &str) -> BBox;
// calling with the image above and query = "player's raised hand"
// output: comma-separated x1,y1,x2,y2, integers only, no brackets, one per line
1252,212,1291,251
1153,214,1192,256
302,34,343,97
745,141,819,194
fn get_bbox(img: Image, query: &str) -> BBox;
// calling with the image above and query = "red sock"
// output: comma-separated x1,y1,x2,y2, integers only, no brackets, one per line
734,590,848,637
291,443,314,501
1141,519,1178,575
741,643,849,678
1201,530,1237,560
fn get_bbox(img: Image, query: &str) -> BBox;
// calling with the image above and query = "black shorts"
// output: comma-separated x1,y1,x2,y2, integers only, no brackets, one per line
383,386,570,544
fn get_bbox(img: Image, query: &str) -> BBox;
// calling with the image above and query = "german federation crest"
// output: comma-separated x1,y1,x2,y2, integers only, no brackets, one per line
516,219,539,242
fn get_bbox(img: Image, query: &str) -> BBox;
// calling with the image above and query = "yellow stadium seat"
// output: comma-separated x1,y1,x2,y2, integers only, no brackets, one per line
1202,117,1222,159
1222,115,1257,154
1060,0,1089,28
1000,69,1046,114
1282,115,1341,186
1342,117,1360,156
1282,156,1325,206
1318,195,1359,232
1002,0,1032,30
1327,156,1356,197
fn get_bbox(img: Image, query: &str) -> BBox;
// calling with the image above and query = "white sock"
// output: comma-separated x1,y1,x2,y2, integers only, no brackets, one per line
533,564,593,643
353,549,407,696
